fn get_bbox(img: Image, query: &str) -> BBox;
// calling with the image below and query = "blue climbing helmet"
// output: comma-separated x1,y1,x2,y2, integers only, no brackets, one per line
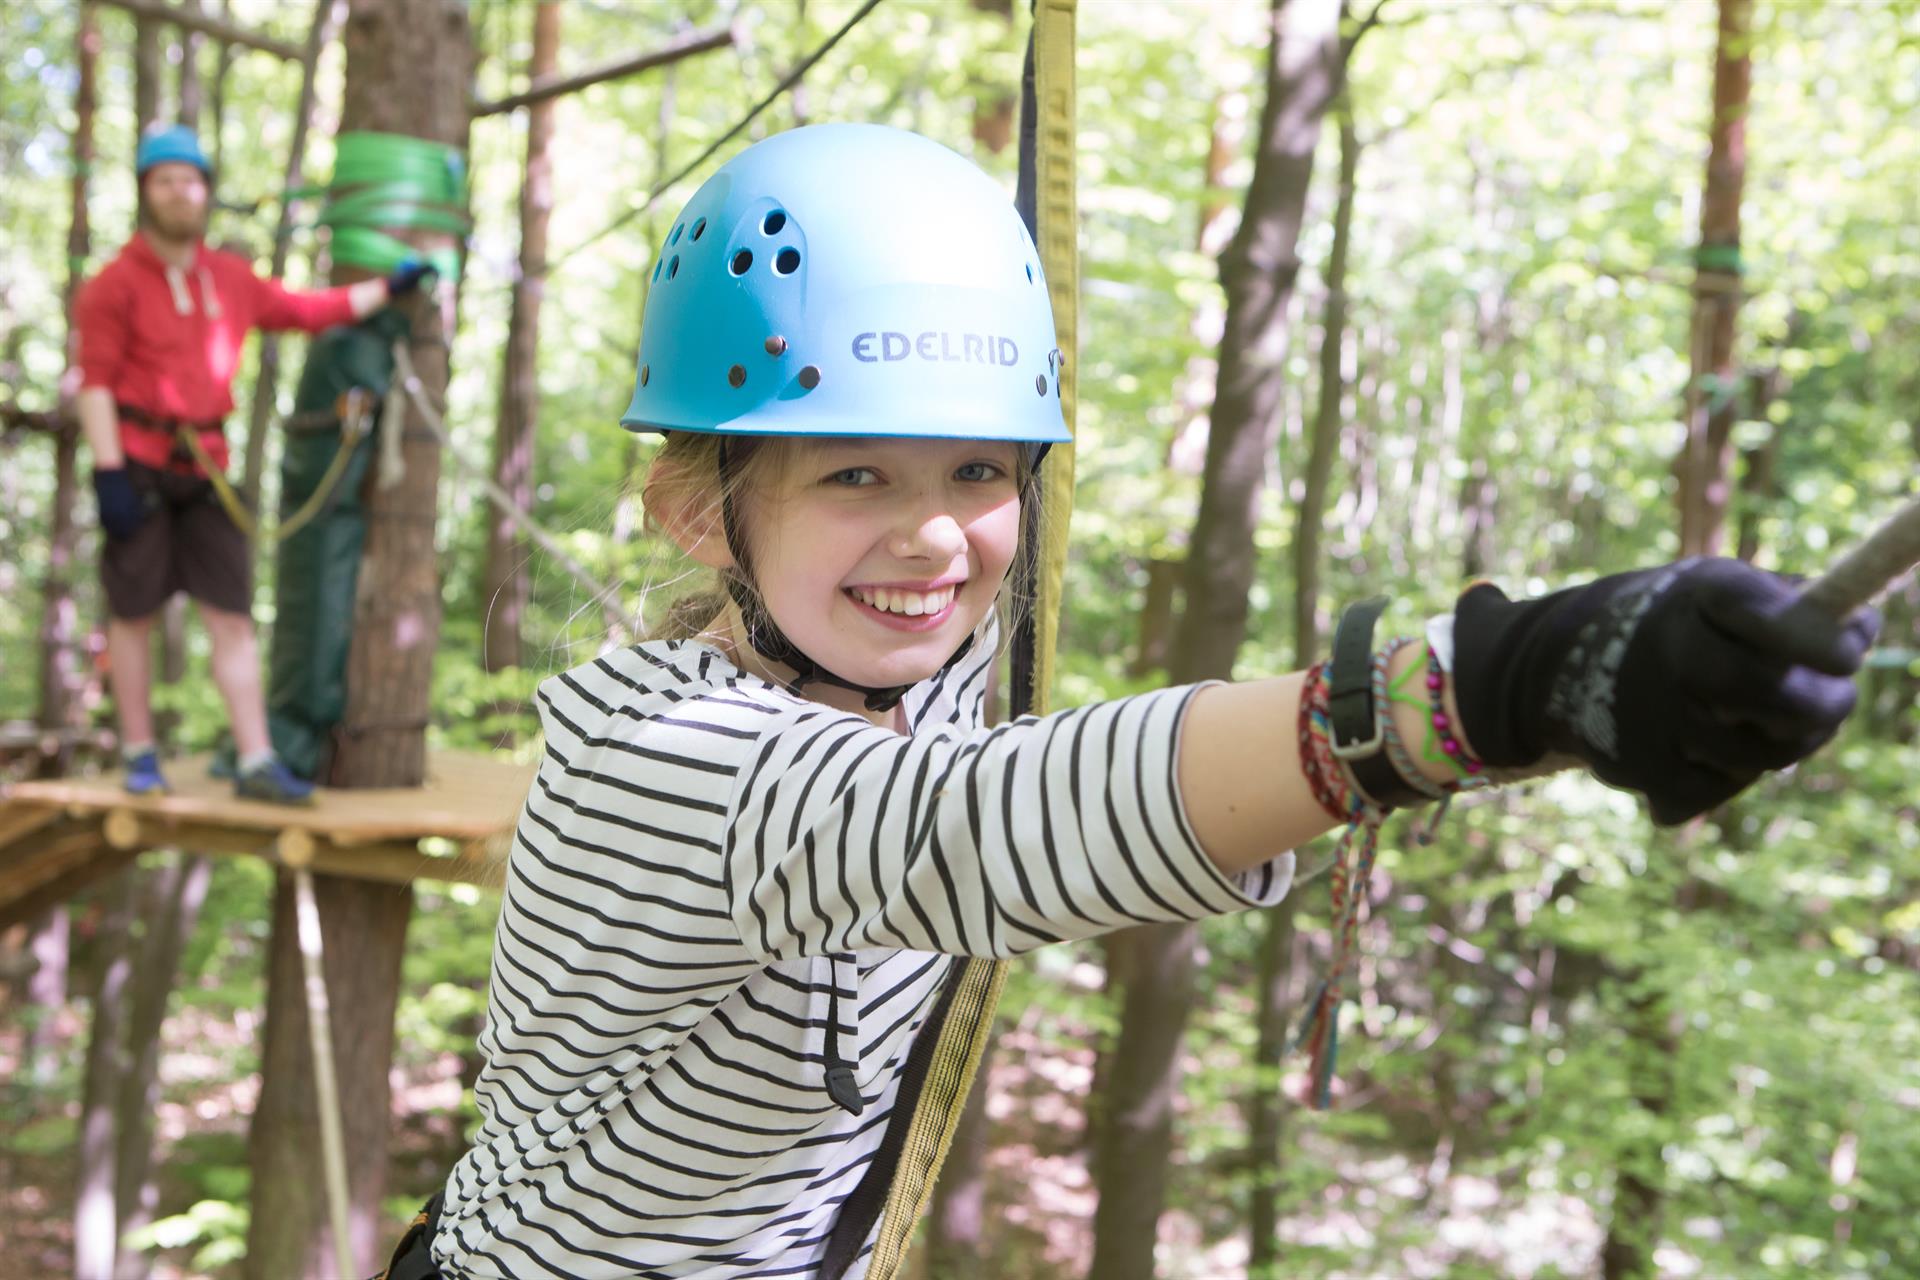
620,123,1068,446
136,124,211,178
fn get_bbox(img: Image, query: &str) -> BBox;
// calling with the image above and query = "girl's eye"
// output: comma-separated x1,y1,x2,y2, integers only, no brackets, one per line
955,461,1007,483
825,467,878,487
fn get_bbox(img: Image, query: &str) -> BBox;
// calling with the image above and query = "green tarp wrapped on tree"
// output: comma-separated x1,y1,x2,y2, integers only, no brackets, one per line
266,308,409,778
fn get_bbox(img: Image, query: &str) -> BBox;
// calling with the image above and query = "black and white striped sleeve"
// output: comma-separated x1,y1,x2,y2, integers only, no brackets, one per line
724,684,1295,962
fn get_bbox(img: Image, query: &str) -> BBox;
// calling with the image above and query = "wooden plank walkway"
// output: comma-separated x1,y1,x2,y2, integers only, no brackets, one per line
0,751,534,922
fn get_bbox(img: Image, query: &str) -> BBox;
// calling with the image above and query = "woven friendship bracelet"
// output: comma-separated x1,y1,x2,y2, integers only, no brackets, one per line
1297,661,1359,824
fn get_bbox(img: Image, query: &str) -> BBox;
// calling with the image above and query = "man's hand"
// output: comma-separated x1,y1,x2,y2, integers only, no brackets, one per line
93,467,151,541
384,257,435,299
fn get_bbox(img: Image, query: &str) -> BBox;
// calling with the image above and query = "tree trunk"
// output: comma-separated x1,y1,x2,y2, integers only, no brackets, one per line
480,0,560,679
1127,557,1181,677
240,0,344,516
1608,6,1753,1276
24,0,102,1080
244,4,472,1277
73,877,139,1280
1087,4,1348,1277
324,0,470,792
1675,0,1753,560
134,14,162,130
1248,104,1357,1279
209,0,235,175
177,0,206,129
111,854,213,1280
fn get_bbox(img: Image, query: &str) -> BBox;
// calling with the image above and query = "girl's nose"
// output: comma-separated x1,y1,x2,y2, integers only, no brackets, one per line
890,508,967,562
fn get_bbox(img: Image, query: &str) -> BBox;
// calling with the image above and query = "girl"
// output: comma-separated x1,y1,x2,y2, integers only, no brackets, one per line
383,124,1875,1280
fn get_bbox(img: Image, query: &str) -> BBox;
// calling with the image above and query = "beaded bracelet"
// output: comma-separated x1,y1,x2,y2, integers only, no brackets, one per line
1386,644,1487,783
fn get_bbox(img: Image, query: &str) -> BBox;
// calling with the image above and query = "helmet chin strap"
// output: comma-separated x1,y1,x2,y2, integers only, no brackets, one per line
716,441,974,714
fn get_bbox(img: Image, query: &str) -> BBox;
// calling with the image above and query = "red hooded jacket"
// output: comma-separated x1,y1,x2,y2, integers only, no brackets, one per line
74,234,359,473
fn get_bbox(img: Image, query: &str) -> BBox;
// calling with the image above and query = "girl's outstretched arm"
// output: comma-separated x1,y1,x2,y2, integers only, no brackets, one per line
1178,642,1468,876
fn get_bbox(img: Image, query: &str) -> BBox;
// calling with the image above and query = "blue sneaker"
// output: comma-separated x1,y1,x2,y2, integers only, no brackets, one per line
123,749,169,796
235,756,316,806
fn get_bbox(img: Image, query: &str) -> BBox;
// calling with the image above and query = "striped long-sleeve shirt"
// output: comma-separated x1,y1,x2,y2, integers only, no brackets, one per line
433,622,1296,1279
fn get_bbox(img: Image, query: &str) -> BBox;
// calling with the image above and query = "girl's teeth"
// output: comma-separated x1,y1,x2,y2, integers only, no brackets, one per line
854,586,953,616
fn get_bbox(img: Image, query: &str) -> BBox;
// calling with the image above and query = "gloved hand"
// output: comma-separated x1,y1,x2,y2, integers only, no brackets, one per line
1450,557,1879,825
93,467,151,541
384,256,435,298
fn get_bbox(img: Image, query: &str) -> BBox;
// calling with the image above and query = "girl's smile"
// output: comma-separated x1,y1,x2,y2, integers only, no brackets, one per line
844,580,963,630
734,437,1023,706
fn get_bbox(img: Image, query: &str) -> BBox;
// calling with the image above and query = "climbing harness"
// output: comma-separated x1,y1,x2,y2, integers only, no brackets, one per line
169,396,374,543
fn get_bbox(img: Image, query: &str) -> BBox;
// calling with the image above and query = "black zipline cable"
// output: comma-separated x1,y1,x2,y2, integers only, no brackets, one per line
546,0,886,275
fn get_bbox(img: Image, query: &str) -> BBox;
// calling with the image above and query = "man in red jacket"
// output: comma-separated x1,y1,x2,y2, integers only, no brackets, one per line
75,124,431,802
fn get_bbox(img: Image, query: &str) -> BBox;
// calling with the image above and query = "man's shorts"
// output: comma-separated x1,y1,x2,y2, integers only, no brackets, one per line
99,461,252,619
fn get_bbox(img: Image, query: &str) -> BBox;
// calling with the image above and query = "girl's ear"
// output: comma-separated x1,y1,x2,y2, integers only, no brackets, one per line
646,466,738,572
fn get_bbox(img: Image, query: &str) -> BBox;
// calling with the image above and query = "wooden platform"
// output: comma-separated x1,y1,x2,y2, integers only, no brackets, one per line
0,750,535,925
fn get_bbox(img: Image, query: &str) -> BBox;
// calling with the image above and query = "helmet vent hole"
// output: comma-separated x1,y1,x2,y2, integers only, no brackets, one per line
652,258,662,281
1035,375,1048,397
728,364,747,388
691,217,707,241
774,247,801,275
640,365,650,387
730,249,753,276
798,365,821,390
1025,263,1034,284
668,255,680,280
762,210,787,235
669,224,683,246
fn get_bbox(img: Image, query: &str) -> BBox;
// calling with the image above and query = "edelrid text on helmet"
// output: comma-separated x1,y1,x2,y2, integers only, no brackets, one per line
851,331,1021,366
620,123,1069,446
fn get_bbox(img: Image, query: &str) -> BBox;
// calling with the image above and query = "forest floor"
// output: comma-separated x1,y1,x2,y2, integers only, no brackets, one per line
3,969,1616,1280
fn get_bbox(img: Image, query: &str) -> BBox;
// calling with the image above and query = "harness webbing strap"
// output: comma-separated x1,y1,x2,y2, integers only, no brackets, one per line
858,4,1079,1277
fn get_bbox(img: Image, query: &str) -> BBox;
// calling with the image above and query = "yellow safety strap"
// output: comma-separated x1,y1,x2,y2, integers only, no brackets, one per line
865,2,1077,1274
173,391,375,544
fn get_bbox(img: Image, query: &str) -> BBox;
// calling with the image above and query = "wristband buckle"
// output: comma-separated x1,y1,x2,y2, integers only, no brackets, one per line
1327,702,1385,760
1328,596,1390,761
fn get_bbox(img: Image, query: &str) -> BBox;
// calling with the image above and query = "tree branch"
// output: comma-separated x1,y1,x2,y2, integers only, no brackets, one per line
94,0,301,61
471,24,738,117
0,402,73,441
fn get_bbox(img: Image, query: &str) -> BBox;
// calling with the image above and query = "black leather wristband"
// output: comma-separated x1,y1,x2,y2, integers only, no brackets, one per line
1327,597,1427,810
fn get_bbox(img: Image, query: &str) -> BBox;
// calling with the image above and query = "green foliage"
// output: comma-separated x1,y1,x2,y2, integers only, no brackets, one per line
122,1198,250,1274
3,0,1917,1276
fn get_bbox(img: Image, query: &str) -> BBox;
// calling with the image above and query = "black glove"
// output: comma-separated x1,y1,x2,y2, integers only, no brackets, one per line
93,467,151,541
384,257,435,298
1451,557,1879,825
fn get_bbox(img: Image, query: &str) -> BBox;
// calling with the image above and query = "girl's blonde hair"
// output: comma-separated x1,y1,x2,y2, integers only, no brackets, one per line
637,431,1046,656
